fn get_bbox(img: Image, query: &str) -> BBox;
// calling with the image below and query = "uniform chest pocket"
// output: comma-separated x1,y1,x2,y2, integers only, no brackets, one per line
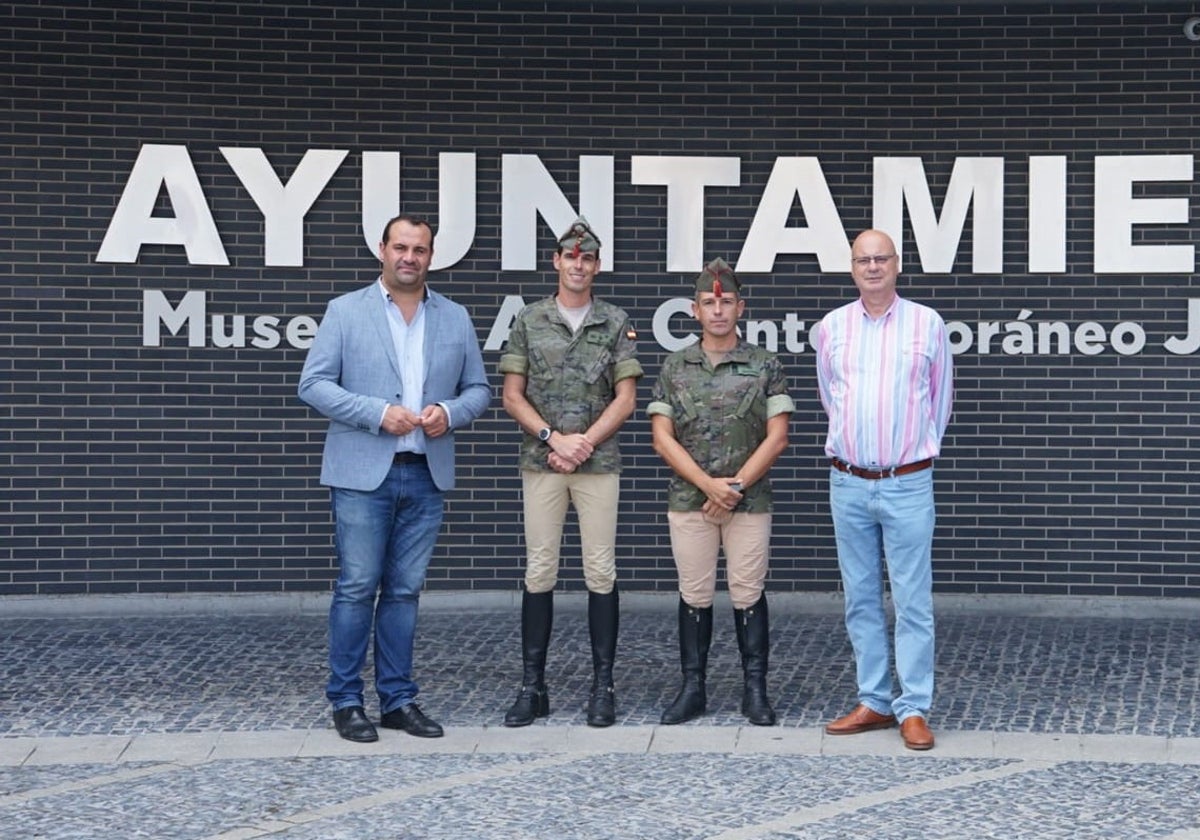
528,343,569,382
583,332,615,388
732,371,767,418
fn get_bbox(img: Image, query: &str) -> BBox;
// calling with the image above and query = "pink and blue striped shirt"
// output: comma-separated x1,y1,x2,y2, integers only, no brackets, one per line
813,294,953,469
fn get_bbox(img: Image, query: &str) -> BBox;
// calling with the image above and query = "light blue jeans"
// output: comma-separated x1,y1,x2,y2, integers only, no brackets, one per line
326,460,444,714
829,466,935,722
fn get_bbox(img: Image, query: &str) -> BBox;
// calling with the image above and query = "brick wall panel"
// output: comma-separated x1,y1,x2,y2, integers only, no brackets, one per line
1,1,1197,599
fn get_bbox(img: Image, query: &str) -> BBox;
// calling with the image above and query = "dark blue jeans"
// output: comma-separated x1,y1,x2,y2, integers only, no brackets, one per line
326,460,444,714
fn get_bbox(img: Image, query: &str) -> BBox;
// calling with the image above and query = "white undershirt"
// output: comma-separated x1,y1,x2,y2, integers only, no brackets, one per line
557,300,592,333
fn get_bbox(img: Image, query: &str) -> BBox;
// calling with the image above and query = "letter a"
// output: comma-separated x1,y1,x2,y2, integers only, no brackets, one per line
97,144,228,265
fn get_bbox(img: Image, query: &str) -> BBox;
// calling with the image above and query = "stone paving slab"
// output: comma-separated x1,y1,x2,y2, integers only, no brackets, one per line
20,735,130,766
1167,738,1200,764
2,601,1199,838
122,731,221,764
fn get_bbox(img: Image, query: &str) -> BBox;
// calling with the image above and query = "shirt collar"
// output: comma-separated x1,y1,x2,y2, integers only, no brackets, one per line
682,339,752,366
377,277,429,305
855,292,901,322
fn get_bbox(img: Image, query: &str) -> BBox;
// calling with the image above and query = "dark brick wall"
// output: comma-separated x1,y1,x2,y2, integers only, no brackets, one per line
3,0,1198,599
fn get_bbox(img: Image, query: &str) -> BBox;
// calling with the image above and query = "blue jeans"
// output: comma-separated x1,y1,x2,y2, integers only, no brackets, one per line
829,467,935,722
326,460,444,714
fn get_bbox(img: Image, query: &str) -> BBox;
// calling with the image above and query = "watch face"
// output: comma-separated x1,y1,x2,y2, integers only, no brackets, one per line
538,427,551,442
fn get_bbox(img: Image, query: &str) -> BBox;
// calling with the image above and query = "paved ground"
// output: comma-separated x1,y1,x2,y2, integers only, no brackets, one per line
2,592,1199,839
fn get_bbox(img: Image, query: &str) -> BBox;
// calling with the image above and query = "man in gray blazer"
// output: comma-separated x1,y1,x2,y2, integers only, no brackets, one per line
299,213,491,743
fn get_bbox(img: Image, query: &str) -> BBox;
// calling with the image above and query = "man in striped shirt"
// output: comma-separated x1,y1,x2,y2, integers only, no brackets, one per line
812,229,953,751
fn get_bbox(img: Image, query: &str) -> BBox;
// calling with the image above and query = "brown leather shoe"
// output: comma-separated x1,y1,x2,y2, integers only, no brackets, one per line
900,715,935,750
824,703,897,735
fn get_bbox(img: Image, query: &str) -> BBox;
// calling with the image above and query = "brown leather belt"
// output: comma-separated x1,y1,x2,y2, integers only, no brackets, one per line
831,457,933,480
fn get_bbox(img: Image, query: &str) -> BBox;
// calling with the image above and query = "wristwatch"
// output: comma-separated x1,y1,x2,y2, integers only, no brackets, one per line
537,427,553,443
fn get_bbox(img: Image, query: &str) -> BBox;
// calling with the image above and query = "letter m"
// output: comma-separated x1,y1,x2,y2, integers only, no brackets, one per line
143,290,206,347
873,157,1004,273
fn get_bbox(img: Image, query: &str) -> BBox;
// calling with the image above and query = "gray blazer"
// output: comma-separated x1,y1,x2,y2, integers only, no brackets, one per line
298,282,491,492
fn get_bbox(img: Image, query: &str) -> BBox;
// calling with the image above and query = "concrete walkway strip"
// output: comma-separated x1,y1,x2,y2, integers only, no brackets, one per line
0,762,183,806
199,753,585,840
704,760,1057,840
6,727,1200,767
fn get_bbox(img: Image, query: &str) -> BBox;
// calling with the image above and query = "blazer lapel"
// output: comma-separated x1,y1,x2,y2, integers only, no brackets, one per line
367,284,403,381
422,290,441,381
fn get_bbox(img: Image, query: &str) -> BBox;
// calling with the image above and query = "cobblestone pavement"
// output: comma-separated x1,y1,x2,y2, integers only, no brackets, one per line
2,594,1199,839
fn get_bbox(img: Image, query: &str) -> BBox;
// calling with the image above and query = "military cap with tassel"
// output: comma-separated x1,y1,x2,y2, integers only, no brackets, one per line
557,216,602,257
695,257,740,297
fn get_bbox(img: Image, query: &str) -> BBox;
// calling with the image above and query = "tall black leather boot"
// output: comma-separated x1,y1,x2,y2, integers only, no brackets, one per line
585,585,619,727
660,598,712,725
503,589,553,727
735,594,777,726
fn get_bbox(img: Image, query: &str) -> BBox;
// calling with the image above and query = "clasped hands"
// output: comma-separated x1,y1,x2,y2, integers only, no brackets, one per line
547,431,594,474
382,404,448,438
701,476,745,519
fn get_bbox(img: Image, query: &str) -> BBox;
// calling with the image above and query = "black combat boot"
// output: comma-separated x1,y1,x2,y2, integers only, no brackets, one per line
734,594,777,726
660,598,712,725
585,585,619,727
503,589,553,727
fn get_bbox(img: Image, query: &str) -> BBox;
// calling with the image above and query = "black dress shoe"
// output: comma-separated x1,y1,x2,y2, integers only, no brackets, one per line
332,706,378,743
380,703,444,738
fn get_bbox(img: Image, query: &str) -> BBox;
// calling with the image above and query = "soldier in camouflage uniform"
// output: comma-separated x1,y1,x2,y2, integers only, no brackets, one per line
498,217,643,728
647,258,794,726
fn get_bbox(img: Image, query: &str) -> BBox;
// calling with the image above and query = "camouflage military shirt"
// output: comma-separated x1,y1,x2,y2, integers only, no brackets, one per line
647,340,794,512
498,296,643,473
